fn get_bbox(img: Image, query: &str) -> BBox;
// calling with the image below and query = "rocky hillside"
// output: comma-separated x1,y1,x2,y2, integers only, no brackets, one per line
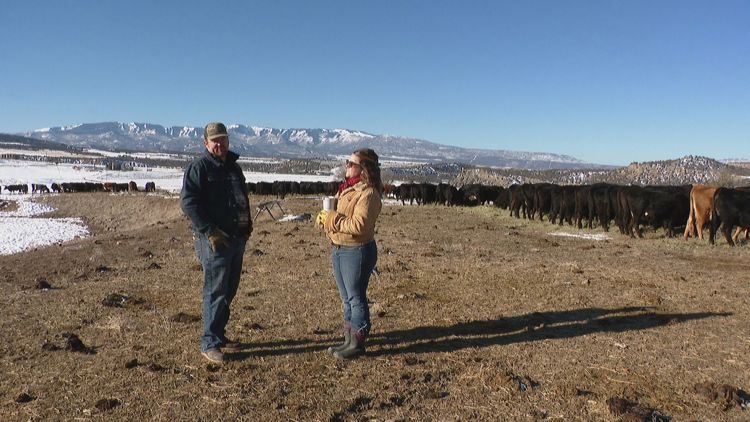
453,155,750,187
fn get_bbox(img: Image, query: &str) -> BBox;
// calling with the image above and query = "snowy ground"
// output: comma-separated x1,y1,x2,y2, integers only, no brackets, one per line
0,194,88,255
0,158,336,193
0,158,339,255
547,231,612,241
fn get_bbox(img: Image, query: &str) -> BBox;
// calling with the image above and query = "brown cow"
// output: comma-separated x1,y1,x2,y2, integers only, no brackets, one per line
684,185,717,240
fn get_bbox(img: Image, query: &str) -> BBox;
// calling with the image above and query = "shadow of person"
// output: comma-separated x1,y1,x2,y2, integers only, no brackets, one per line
366,306,731,357
228,306,730,360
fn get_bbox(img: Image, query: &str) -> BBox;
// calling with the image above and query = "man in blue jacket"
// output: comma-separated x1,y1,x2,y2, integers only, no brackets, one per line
181,122,252,363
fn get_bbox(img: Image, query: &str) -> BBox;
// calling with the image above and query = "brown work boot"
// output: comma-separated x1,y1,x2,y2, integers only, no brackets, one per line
201,348,224,363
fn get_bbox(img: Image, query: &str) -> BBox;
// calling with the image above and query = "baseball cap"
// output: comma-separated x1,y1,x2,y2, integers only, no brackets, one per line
204,122,228,140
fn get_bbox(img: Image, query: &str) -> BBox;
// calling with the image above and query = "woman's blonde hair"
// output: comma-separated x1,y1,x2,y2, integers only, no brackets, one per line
354,148,383,194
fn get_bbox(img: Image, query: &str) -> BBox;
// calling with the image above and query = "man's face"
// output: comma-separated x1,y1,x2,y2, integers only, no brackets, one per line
204,136,229,161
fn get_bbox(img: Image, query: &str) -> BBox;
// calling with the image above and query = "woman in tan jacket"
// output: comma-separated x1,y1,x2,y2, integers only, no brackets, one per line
316,148,382,359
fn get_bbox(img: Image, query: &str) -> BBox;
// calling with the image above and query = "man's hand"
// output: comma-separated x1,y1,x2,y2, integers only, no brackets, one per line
207,227,231,252
315,210,329,226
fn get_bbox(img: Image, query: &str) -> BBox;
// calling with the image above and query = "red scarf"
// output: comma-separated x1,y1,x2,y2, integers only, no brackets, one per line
338,175,362,194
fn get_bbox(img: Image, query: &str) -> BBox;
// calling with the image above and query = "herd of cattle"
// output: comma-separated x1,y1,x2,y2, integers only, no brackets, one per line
249,180,750,247
1,181,157,194
3,179,748,246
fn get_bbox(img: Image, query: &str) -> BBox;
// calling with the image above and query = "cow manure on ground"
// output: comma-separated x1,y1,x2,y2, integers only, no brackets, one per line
252,249,265,256
147,262,162,270
34,279,53,289
345,395,373,413
41,341,61,352
94,398,120,412
694,381,750,410
102,293,147,308
504,372,540,392
124,358,139,369
169,312,201,323
15,392,35,403
606,397,669,421
63,333,96,354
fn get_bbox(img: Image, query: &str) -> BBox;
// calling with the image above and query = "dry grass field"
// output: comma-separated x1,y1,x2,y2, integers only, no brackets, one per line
1,192,749,421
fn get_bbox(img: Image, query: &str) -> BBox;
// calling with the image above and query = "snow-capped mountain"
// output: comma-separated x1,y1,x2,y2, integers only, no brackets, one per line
25,122,598,170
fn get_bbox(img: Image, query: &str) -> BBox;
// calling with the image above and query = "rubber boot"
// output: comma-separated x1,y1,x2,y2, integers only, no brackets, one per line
332,327,366,360
327,323,351,355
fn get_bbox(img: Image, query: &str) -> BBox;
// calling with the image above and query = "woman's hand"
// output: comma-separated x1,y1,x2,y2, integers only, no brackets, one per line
315,210,329,226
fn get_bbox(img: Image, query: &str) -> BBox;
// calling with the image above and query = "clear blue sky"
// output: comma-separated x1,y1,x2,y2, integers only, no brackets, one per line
1,1,748,165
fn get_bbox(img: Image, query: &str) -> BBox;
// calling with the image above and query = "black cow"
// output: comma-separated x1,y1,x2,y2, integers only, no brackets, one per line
710,187,750,246
619,185,690,238
32,183,50,194
508,184,525,218
558,186,577,226
574,185,592,229
533,183,556,221
436,183,461,206
144,181,156,192
255,181,273,195
51,183,62,193
588,183,615,231
5,184,28,194
419,183,437,205
493,186,510,209
272,181,290,199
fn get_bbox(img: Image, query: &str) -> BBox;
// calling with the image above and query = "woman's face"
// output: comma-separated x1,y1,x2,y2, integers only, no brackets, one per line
345,153,362,179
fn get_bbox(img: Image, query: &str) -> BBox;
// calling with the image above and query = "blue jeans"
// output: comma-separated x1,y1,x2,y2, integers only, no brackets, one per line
331,241,377,335
194,232,247,352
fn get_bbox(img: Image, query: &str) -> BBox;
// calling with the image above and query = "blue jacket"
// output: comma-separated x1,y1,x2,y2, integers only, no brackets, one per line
180,150,251,237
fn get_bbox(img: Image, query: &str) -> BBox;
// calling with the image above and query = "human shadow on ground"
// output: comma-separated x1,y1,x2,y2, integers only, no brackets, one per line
366,306,730,357
231,306,730,360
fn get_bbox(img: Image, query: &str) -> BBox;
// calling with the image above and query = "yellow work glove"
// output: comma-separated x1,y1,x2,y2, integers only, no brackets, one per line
207,227,231,252
315,210,329,226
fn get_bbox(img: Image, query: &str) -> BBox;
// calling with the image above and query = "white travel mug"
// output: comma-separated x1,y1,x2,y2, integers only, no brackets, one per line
323,196,336,211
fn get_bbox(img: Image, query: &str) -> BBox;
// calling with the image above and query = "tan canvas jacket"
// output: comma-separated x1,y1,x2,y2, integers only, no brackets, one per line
324,181,382,246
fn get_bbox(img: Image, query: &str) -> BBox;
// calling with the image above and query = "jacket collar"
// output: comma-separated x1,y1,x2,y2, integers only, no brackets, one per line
203,150,239,165
340,181,369,195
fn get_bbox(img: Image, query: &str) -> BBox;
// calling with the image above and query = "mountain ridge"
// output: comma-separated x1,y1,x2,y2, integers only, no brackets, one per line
23,121,600,170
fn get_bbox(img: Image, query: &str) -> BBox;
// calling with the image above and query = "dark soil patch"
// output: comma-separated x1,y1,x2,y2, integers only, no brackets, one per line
606,397,669,421
694,381,750,410
34,279,52,289
169,312,201,323
14,392,35,403
63,333,96,354
101,293,148,309
95,398,120,411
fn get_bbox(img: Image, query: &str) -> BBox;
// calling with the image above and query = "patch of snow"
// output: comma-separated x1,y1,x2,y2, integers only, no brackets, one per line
0,194,89,255
279,213,312,222
548,231,611,241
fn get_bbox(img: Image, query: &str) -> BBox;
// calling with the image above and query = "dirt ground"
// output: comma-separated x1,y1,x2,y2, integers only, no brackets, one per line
1,192,749,421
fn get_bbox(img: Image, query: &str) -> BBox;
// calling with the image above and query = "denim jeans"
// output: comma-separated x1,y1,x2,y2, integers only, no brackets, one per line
194,232,247,352
331,240,377,335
